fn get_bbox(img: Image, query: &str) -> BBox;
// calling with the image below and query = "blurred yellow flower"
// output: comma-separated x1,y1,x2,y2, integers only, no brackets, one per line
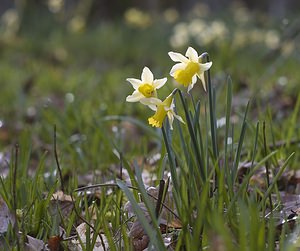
168,47,212,92
148,94,184,130
163,8,179,23
124,8,152,29
126,67,166,109
1,9,19,38
47,0,64,13
68,16,85,33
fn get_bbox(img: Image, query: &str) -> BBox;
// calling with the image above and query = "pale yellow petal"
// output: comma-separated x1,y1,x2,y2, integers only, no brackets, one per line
168,51,189,63
185,47,199,62
141,67,154,83
140,97,162,106
167,112,174,130
173,113,185,124
147,104,157,111
198,73,207,92
126,91,144,102
153,78,167,89
126,78,142,89
200,62,212,72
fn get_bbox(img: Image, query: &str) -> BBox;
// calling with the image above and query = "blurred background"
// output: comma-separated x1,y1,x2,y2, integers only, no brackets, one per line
0,0,299,172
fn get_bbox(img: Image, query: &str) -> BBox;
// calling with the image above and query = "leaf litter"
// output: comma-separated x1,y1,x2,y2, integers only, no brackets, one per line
0,104,298,250
0,128,299,251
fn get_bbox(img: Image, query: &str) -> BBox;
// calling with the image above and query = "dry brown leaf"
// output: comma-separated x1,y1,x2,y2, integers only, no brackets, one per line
0,196,15,234
237,161,266,187
71,222,108,251
124,202,151,250
0,151,10,178
24,235,46,251
129,219,150,251
147,186,182,229
51,191,72,201
0,124,11,145
278,170,300,193
46,226,66,251
49,191,74,219
266,192,300,240
47,235,64,251
125,200,179,250
238,159,297,194
124,201,149,219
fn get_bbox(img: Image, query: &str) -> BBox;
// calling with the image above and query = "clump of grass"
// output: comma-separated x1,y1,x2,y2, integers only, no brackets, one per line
0,35,299,250
117,47,296,250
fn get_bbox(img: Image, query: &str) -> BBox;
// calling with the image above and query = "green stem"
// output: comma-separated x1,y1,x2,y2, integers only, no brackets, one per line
161,125,179,191
202,53,219,161
263,121,273,211
176,90,205,183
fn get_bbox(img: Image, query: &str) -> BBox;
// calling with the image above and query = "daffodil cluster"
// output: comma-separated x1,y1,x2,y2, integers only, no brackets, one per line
126,47,212,129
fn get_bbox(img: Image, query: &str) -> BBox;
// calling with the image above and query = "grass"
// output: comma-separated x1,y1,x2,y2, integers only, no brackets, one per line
0,4,300,250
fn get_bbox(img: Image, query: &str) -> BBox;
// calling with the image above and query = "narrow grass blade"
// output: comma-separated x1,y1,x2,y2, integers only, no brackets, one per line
232,100,251,184
246,122,260,192
286,93,300,146
161,126,179,192
224,76,232,172
177,90,205,183
205,53,219,161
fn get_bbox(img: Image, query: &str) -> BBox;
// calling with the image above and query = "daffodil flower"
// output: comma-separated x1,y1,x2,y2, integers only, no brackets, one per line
148,94,185,130
126,67,167,109
168,47,212,92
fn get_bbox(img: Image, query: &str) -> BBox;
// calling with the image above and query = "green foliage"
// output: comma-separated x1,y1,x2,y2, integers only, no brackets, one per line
0,3,299,250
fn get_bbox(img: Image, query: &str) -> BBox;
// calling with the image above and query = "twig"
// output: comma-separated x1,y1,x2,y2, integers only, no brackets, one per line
74,183,181,221
269,138,300,150
240,137,300,158
155,180,165,218
54,125,64,192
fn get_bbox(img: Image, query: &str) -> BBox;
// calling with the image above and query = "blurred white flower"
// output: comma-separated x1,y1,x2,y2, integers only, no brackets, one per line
265,30,280,49
124,8,151,29
47,0,64,13
1,9,19,38
170,22,190,48
163,8,179,23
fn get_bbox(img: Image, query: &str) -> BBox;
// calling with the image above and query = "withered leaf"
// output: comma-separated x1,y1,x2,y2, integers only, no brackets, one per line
147,186,182,229
47,235,64,251
0,196,15,234
71,222,108,251
24,235,45,251
49,191,74,219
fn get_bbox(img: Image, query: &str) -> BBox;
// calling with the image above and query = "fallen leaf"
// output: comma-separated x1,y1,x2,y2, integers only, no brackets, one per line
0,196,15,234
24,235,45,251
47,235,64,251
71,222,108,251
129,219,150,251
147,186,182,229
49,191,74,219
0,151,10,178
